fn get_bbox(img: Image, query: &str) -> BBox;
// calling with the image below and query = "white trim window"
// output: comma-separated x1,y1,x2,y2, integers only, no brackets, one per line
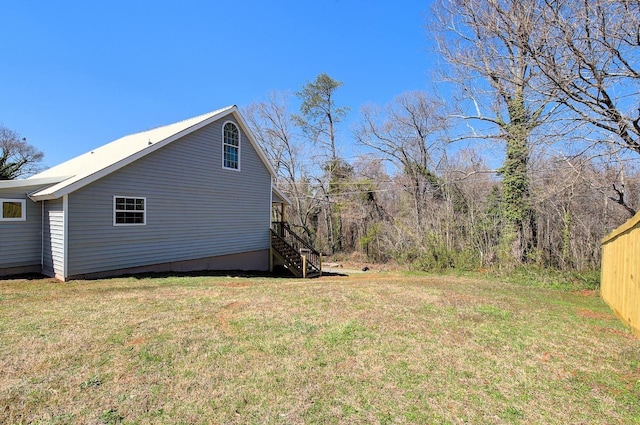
223,121,240,170
0,199,26,221
113,196,146,226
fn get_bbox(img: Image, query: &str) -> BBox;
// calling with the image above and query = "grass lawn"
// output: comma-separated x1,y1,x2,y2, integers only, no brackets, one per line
1,271,639,424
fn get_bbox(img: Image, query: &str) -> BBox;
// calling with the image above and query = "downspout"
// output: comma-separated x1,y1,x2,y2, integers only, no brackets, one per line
269,179,274,273
270,178,274,223
41,200,44,271
63,194,69,281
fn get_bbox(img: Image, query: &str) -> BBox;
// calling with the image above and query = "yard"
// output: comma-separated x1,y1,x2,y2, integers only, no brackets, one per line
1,271,639,424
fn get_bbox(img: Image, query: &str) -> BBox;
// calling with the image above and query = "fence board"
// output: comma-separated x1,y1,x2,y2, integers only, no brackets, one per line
601,211,640,339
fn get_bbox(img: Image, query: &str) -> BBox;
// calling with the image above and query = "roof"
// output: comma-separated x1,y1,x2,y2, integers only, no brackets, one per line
0,106,278,200
272,184,292,205
0,176,69,189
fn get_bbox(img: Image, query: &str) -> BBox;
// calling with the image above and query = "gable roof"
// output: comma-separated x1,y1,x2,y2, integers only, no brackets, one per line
10,106,277,200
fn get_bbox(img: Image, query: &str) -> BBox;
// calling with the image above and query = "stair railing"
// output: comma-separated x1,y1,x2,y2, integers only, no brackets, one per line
271,222,322,275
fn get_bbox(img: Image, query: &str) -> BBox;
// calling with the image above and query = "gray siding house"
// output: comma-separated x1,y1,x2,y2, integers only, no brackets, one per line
0,106,296,281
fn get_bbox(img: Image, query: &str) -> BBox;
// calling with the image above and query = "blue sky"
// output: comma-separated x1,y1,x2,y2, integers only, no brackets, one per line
1,0,436,167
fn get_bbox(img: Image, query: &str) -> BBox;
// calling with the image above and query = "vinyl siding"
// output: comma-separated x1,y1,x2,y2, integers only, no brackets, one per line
66,118,272,276
42,199,65,277
0,186,43,270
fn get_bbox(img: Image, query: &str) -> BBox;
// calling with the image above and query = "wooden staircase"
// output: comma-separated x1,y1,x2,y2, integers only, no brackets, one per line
271,222,322,278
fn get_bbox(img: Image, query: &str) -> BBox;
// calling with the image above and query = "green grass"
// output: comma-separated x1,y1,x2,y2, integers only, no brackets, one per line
0,272,638,424
419,265,602,292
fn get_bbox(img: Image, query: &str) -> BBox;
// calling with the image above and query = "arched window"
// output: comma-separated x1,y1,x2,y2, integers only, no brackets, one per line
223,122,240,170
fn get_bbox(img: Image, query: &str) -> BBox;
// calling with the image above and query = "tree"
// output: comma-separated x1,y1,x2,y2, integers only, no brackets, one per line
345,157,393,261
443,149,502,267
0,125,44,180
294,73,349,253
529,0,640,155
294,73,348,161
354,91,449,232
244,92,320,242
528,150,639,270
431,0,560,265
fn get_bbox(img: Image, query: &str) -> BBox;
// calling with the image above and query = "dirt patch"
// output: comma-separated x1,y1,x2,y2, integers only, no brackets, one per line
595,326,637,340
222,301,245,310
216,301,246,334
217,281,255,288
576,309,614,320
322,255,401,273
574,289,598,297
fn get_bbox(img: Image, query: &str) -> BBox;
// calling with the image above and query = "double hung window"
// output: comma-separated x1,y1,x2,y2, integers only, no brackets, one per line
114,196,146,225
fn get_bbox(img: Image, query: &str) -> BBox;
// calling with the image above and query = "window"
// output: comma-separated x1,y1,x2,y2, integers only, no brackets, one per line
1,199,26,221
114,196,146,226
223,122,240,170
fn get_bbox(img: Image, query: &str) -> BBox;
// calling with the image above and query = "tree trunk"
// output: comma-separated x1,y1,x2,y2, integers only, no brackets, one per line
500,90,533,265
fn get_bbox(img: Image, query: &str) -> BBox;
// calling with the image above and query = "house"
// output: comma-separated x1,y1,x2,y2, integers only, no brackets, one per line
0,106,320,281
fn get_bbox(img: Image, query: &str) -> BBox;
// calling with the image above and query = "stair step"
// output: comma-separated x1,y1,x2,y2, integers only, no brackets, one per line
271,228,321,278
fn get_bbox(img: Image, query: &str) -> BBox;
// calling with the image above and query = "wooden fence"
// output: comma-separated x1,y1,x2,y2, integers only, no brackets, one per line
601,211,640,339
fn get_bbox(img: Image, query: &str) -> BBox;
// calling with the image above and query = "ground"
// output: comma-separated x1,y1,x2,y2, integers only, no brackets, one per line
1,271,638,424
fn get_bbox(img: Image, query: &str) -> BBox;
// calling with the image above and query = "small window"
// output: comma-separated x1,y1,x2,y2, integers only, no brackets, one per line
1,199,26,221
223,122,240,170
114,196,146,226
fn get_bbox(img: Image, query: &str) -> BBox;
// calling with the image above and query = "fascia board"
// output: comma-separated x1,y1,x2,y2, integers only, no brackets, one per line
231,108,278,177
272,183,292,205
0,176,70,189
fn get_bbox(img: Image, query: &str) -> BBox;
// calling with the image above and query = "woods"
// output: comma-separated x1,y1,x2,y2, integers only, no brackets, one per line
246,0,640,272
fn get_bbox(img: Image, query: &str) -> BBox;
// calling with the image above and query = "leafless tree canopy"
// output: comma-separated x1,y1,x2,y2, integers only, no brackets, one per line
0,125,44,180
529,0,640,153
243,2,640,272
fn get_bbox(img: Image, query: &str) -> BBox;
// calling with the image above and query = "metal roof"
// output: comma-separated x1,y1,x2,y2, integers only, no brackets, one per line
9,106,278,200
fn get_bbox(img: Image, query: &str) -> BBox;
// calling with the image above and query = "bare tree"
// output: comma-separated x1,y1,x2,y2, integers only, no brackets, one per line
431,0,561,265
529,150,639,270
354,91,449,232
336,156,392,259
243,92,320,241
444,149,502,267
530,0,640,155
0,125,44,180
